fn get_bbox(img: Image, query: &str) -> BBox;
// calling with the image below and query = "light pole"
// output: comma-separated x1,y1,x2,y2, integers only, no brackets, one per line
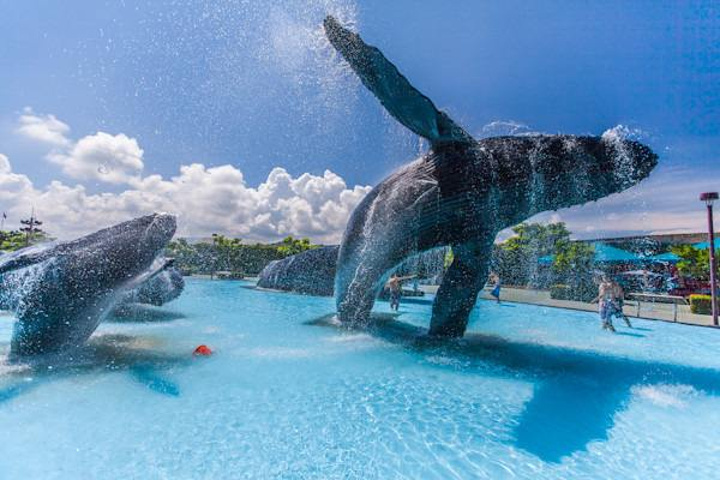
700,192,718,326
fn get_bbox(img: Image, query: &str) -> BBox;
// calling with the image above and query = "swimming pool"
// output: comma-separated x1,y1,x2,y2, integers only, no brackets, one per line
1,278,719,479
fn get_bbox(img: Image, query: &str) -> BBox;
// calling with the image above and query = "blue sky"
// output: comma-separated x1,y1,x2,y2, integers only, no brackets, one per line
0,0,718,241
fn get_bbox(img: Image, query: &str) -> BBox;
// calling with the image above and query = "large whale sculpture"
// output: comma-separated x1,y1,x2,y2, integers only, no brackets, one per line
324,16,658,337
0,213,176,359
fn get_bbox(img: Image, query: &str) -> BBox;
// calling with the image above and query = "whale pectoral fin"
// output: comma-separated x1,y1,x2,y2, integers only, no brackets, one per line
123,257,173,291
323,16,473,145
0,243,56,275
429,241,492,337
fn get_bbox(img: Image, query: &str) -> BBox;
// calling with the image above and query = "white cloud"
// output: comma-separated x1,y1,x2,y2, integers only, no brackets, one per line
0,153,10,174
0,154,34,203
15,108,71,147
8,108,371,242
16,110,144,185
0,154,371,244
48,132,144,184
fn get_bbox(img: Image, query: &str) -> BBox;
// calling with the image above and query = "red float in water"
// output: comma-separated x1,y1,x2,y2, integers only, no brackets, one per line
193,344,213,356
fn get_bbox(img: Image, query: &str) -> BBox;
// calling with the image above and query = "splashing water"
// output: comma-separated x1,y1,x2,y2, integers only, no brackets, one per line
602,124,650,189
0,261,55,315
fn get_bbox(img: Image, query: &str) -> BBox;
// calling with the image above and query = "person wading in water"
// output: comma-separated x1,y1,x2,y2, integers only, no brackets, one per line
592,275,631,331
387,274,416,311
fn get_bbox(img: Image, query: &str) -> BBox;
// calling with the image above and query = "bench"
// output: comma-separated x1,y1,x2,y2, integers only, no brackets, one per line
627,293,688,322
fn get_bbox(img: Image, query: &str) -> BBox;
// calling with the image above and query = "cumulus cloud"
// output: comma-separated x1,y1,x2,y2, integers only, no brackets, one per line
0,154,34,203
48,132,144,184
15,108,71,147
0,154,370,243
16,110,144,185
0,153,10,173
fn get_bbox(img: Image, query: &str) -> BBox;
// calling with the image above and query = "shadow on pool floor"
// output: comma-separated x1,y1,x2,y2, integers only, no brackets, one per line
308,313,720,463
0,334,189,404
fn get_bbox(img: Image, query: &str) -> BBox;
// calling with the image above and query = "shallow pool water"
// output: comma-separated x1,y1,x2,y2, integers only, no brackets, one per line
1,279,720,479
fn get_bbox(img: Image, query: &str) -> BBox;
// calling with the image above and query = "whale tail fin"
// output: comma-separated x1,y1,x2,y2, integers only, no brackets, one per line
324,16,473,145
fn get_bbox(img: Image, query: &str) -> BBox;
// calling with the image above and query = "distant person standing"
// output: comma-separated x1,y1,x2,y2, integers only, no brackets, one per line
387,274,416,311
489,272,502,303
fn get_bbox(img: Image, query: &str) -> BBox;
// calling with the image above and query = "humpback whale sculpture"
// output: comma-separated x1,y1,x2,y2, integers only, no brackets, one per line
257,246,339,296
0,213,176,359
324,16,658,337
119,264,185,307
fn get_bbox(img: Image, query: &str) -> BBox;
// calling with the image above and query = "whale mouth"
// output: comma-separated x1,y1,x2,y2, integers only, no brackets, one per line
137,213,177,254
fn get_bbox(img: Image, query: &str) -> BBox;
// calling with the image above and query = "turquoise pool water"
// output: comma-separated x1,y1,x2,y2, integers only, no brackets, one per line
1,278,720,479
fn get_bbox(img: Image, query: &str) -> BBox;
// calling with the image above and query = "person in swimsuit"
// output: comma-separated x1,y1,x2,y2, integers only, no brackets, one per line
592,276,630,331
386,274,416,311
593,277,617,331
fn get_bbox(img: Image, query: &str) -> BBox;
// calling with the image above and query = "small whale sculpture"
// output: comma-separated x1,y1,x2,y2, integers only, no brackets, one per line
257,246,339,296
0,213,177,359
119,264,185,307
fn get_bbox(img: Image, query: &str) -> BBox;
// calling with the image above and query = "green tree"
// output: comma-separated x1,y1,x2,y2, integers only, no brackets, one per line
496,222,572,287
671,245,719,281
165,235,320,277
212,234,243,272
0,230,51,251
277,236,314,256
552,242,596,301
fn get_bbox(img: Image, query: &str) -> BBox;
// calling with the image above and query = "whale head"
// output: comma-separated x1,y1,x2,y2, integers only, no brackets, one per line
484,135,658,224
49,212,179,290
589,135,658,195
97,213,177,287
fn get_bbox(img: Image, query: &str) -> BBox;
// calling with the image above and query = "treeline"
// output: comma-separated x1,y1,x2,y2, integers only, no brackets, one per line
670,244,719,281
491,222,596,301
166,235,317,276
0,230,52,251
392,222,595,300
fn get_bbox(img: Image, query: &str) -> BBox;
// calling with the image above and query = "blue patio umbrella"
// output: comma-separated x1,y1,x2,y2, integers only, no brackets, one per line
535,243,641,264
590,242,642,263
693,241,720,250
649,252,680,263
